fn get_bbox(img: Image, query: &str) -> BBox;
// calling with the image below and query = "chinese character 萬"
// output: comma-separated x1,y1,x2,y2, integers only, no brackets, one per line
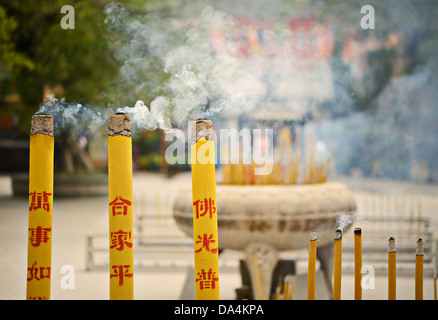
193,198,216,219
195,268,219,290
109,196,132,216
110,230,133,251
194,233,218,254
29,191,52,212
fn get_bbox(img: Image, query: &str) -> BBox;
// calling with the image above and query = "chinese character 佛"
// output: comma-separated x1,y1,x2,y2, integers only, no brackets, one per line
28,226,52,247
110,230,133,251
110,264,133,286
29,191,52,212
109,196,132,216
193,198,216,219
195,233,218,254
195,268,219,290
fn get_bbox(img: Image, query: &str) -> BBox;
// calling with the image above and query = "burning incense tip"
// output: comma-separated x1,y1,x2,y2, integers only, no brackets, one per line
309,230,317,241
108,113,131,137
335,229,342,240
30,114,54,136
388,237,396,253
354,227,362,235
191,119,214,144
416,238,424,256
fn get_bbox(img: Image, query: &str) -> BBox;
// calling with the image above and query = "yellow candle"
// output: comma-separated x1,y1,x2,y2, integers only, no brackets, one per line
191,119,220,300
108,114,134,300
388,237,396,300
354,228,362,300
333,229,342,300
26,115,54,300
415,238,424,300
307,230,317,300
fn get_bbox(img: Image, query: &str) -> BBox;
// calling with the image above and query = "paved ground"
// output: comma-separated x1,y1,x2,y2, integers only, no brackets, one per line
0,171,436,300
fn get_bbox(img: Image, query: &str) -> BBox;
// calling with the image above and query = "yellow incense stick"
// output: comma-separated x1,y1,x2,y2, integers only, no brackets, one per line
108,114,134,300
388,237,396,300
26,115,54,300
434,277,437,300
354,228,362,300
191,119,220,300
415,238,424,300
252,252,263,300
307,230,317,300
333,229,342,300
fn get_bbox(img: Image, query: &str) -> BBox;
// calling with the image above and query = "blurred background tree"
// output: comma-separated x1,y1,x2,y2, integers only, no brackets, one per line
0,0,123,173
0,0,202,174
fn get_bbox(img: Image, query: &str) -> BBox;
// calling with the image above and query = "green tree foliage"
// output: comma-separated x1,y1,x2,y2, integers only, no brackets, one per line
0,0,121,134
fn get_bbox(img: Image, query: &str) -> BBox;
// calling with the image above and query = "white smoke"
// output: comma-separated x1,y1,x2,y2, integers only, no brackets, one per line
36,95,113,136
336,212,357,232
103,4,331,131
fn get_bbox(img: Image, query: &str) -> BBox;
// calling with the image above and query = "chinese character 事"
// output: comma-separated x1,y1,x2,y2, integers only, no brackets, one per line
195,233,218,254
28,226,51,247
109,196,132,216
110,265,133,286
27,261,51,282
110,230,133,251
193,198,216,219
29,191,52,212
195,268,219,290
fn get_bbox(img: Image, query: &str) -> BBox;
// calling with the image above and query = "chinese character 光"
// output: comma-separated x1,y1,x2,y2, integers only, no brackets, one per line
193,198,216,219
109,196,132,216
195,233,218,254
195,268,219,290
110,264,133,286
110,230,133,251
28,226,52,247
29,191,52,212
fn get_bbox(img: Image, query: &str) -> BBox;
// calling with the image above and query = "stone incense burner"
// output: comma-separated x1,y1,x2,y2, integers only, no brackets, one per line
173,181,356,299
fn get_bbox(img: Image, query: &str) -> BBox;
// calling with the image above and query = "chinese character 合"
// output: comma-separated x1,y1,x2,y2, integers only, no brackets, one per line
195,233,218,254
27,261,51,282
110,230,133,251
29,191,52,212
193,198,216,219
110,264,133,286
28,226,52,247
109,196,132,216
195,268,219,290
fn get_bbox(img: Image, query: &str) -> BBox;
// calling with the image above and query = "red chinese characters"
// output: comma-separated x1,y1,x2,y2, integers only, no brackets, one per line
193,198,216,219
195,233,218,254
110,264,133,286
110,230,133,251
109,196,132,216
27,261,51,282
29,191,52,212
28,226,51,247
195,268,219,290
